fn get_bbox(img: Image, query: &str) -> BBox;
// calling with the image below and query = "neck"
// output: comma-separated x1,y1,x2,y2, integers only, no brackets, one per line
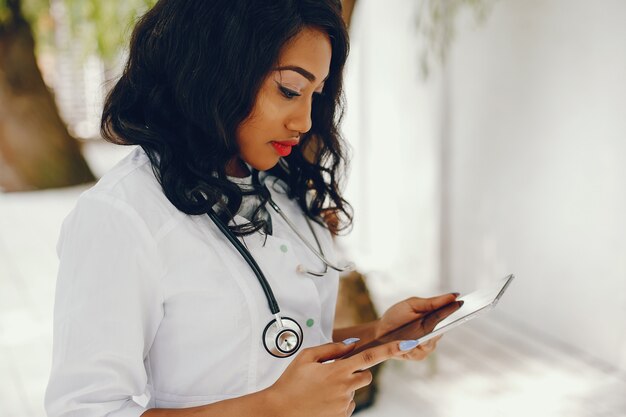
226,157,251,178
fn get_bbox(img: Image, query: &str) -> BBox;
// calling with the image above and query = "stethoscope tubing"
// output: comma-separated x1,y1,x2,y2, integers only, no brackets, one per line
207,209,281,315
206,188,357,358
266,198,355,275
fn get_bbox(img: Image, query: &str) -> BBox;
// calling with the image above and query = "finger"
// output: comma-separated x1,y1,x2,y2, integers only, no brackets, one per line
420,337,439,351
347,400,356,417
417,344,434,354
404,293,459,313
421,300,463,332
412,340,437,355
409,337,442,359
400,349,428,361
402,342,436,360
341,340,406,372
300,340,358,363
350,369,373,390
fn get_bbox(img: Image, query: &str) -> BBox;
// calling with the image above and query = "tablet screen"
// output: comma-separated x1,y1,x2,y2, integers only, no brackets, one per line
419,274,514,343
341,274,514,358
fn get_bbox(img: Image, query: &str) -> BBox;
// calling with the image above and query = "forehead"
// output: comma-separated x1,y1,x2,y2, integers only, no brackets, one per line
277,27,332,81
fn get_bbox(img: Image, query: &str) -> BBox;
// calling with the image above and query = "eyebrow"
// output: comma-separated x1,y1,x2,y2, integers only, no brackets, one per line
274,65,329,83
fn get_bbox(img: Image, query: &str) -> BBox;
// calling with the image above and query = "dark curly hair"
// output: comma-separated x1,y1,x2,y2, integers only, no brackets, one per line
101,0,352,236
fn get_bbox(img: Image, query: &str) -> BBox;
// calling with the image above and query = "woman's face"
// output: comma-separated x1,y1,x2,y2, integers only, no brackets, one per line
231,27,332,176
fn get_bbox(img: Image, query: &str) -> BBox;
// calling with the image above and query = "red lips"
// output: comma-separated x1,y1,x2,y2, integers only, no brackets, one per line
270,140,299,157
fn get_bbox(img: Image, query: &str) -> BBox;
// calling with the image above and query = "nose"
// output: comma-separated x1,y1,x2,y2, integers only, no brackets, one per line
285,98,313,135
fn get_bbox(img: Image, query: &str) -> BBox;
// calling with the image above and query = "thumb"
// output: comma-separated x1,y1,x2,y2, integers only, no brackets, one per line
406,293,459,313
306,338,360,363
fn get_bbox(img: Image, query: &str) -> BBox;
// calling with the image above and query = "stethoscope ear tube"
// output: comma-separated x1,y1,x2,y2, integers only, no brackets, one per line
207,209,281,315
266,197,355,275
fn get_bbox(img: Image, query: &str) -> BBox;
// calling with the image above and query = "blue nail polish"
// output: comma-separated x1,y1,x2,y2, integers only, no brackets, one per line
399,340,418,351
342,337,360,345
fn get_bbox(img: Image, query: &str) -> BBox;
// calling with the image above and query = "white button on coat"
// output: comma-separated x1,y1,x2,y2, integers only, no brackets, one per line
45,147,339,416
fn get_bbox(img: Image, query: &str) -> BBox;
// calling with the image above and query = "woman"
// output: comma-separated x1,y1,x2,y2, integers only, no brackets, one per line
45,1,459,416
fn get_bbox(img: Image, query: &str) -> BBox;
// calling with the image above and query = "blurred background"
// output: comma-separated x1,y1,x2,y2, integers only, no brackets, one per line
1,0,625,416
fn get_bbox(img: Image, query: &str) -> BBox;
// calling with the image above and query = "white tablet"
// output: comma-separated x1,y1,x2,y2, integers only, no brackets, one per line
414,273,515,345
342,274,515,358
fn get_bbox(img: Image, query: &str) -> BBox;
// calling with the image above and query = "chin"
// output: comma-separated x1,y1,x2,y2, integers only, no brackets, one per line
246,157,280,172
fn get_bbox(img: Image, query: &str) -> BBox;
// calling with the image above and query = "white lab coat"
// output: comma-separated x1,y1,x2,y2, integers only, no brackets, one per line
45,147,340,416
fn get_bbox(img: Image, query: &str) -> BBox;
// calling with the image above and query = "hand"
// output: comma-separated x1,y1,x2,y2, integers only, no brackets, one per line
266,339,409,417
375,293,459,361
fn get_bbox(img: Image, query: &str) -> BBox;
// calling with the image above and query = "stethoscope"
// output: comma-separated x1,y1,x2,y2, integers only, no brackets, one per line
207,185,355,358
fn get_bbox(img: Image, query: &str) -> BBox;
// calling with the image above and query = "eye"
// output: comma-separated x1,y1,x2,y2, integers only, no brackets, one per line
279,85,301,100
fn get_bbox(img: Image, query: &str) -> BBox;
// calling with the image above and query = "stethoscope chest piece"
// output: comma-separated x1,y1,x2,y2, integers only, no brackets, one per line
206,183,353,359
263,317,303,358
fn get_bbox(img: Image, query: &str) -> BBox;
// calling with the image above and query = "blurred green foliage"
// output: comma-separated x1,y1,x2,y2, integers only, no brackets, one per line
0,0,157,64
64,0,157,63
3,0,496,74
417,0,497,78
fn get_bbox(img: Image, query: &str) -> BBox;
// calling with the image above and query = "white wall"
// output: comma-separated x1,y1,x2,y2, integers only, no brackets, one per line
445,0,626,371
339,0,445,304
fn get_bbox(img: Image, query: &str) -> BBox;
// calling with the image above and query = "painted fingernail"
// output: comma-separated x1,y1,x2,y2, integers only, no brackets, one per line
452,292,461,297
399,340,419,351
342,337,360,345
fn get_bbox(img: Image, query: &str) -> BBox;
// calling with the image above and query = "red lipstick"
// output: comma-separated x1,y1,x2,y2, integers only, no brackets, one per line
270,140,298,157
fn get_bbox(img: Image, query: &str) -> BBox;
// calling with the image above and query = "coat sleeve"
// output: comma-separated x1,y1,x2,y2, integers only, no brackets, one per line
45,192,164,417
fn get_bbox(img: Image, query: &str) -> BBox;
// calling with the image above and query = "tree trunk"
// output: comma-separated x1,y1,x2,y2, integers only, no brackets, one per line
0,16,95,192
342,0,357,29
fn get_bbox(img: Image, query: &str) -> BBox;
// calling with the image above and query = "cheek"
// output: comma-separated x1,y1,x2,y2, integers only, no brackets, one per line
239,99,285,143
237,107,264,148
236,118,257,148
254,92,286,128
